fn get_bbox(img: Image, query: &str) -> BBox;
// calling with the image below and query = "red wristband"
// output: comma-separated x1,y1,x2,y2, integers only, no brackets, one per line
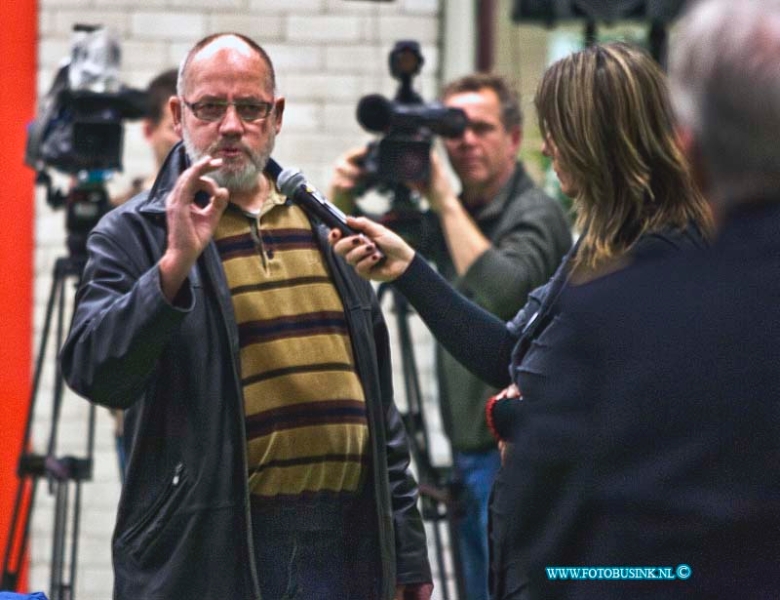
485,393,502,443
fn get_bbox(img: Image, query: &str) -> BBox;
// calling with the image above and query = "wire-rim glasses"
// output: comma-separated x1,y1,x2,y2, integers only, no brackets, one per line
183,99,274,122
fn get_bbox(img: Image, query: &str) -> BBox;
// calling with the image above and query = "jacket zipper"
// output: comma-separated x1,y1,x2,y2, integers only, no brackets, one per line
201,241,263,599
317,225,395,600
123,462,185,546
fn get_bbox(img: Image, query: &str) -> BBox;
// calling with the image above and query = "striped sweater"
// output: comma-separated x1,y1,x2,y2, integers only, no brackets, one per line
214,189,369,502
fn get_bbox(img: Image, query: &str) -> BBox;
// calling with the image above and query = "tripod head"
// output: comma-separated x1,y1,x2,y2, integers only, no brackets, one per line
37,170,111,262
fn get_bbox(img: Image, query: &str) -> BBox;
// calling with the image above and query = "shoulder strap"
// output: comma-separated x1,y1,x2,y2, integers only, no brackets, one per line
514,239,580,360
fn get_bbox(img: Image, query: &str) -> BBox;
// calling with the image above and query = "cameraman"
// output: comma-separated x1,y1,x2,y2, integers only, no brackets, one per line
109,67,180,481
329,73,572,600
111,68,180,206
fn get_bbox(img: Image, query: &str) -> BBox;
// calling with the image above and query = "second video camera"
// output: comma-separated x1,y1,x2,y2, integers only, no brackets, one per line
355,41,467,191
25,24,148,258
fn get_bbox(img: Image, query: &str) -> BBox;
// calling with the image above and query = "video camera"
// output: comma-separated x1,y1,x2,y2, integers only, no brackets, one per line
354,40,467,206
25,24,148,258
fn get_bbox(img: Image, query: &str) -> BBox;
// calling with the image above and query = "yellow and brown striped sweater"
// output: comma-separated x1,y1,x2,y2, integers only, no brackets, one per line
214,189,369,502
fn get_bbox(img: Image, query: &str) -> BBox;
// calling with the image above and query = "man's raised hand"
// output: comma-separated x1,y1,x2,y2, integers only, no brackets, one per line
159,155,229,301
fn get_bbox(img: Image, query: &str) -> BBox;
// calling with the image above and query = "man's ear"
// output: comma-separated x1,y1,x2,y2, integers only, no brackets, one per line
676,124,708,195
170,96,183,137
510,125,522,156
676,123,725,226
142,118,155,142
272,96,285,134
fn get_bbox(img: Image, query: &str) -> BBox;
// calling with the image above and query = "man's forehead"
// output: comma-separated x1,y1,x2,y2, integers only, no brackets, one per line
193,35,254,63
446,90,500,117
184,36,272,95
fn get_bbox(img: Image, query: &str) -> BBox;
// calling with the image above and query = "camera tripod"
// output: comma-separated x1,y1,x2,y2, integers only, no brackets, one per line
377,283,466,600
2,253,95,600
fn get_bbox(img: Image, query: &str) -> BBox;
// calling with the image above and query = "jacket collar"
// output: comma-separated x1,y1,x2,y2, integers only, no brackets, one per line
138,142,191,215
469,161,533,222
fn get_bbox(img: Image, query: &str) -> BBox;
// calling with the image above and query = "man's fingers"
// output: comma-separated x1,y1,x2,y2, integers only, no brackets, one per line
332,147,368,186
339,158,363,181
190,176,229,213
171,156,224,204
184,155,224,190
192,155,224,175
345,145,369,163
197,174,223,198
210,186,230,213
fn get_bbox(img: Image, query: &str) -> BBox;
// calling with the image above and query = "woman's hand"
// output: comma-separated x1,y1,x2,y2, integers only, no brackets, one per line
329,216,416,282
394,582,433,600
486,383,522,465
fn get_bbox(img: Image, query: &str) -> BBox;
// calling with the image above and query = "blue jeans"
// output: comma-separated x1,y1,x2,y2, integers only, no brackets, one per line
251,497,381,600
453,448,501,600
115,433,126,484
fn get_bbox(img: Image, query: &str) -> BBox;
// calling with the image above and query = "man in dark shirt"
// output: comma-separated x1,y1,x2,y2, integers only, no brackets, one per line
507,1,780,597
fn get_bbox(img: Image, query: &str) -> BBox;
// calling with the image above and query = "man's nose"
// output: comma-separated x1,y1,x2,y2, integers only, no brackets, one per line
219,104,244,134
455,125,477,145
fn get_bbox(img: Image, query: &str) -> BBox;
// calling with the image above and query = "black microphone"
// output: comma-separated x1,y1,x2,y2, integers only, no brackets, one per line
265,158,355,235
356,93,468,137
265,158,385,262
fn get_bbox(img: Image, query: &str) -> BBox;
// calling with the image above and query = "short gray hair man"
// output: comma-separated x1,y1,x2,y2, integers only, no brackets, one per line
670,0,780,211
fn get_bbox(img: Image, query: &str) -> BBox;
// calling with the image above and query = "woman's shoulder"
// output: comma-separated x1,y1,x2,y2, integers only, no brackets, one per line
632,222,708,260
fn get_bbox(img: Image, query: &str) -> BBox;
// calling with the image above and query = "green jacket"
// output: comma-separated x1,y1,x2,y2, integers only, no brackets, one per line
423,162,572,451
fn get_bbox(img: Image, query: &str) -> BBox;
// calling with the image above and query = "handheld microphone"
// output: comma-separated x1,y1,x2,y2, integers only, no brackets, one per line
264,158,385,262
265,158,356,235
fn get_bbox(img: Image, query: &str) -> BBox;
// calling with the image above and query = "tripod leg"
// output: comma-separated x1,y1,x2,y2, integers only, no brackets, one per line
67,479,84,600
50,479,69,600
381,286,464,597
47,260,70,458
1,476,39,590
446,502,467,600
2,258,67,590
429,508,451,600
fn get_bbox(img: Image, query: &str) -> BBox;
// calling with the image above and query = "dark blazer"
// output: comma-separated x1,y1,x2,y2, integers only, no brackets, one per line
506,201,780,599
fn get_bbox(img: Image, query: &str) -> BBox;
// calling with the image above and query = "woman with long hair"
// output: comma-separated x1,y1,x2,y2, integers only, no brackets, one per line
538,42,709,277
330,41,711,599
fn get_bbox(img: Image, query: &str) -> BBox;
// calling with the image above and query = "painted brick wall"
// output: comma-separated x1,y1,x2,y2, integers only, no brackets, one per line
30,1,456,598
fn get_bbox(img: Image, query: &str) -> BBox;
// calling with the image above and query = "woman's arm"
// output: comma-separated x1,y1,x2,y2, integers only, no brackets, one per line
330,216,516,388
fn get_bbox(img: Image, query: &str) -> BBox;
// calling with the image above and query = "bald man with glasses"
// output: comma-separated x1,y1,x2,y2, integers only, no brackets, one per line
62,32,433,600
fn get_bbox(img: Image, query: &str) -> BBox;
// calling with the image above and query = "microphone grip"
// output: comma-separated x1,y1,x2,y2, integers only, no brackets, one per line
272,164,355,235
292,189,356,236
265,159,385,261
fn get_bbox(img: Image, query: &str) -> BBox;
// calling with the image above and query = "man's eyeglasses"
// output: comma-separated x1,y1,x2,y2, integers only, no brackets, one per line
183,99,274,123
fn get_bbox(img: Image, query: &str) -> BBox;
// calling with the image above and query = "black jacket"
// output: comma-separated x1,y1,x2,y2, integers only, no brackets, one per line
505,203,780,598
391,223,708,600
60,145,431,599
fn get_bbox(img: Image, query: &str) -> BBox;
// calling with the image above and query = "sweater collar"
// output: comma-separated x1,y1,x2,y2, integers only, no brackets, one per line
466,161,532,222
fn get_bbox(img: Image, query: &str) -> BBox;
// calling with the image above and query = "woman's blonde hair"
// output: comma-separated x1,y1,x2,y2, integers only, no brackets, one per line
535,42,711,270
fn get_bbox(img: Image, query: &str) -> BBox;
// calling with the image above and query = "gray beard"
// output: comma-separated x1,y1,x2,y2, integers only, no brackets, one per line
182,129,273,193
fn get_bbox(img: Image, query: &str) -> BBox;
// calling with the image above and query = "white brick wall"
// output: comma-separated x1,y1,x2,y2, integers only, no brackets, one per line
30,1,460,599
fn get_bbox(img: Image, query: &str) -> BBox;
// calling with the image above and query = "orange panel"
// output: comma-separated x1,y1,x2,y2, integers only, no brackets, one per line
0,0,37,592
